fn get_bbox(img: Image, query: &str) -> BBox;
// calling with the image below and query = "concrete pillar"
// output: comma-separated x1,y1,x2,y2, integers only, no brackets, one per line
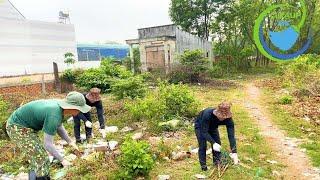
129,44,135,74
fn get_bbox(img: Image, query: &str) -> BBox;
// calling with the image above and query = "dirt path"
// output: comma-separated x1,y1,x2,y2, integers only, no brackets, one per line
244,83,319,180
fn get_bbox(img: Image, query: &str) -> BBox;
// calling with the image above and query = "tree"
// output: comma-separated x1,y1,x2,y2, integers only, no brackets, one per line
169,0,228,40
64,52,76,66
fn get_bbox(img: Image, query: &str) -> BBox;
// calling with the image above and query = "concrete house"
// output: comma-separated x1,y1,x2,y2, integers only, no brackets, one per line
126,24,213,73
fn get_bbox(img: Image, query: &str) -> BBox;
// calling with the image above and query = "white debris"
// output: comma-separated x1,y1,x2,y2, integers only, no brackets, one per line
266,160,278,164
158,175,170,180
93,140,119,151
108,141,119,150
132,132,144,140
272,170,280,176
67,117,74,124
65,154,77,162
105,126,119,133
172,151,191,161
121,126,134,132
191,148,199,154
15,172,28,180
194,174,206,179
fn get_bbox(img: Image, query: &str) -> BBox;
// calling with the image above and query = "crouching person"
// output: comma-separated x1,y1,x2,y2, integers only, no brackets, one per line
6,92,91,179
73,88,106,143
194,102,239,171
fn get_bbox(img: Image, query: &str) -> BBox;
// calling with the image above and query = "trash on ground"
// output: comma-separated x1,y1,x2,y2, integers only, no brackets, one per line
105,126,119,133
158,175,170,180
172,151,191,161
121,126,134,132
158,119,181,128
64,154,77,162
194,174,206,179
266,160,278,164
132,132,144,140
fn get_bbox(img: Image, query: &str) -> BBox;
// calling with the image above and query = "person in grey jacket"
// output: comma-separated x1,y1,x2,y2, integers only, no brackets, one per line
6,92,91,179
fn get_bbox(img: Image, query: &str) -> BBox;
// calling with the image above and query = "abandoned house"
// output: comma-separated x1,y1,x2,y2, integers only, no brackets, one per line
126,24,213,73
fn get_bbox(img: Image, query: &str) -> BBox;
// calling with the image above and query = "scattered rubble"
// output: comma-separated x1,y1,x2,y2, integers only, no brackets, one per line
132,132,144,140
158,120,181,128
172,151,191,161
15,172,28,180
266,160,278,164
194,174,206,179
64,154,77,162
105,126,119,133
158,175,170,180
121,126,134,132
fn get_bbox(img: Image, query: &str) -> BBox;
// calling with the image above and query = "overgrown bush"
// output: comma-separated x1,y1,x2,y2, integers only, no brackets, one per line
111,75,147,100
208,65,224,78
123,47,141,74
279,54,320,96
117,138,154,179
0,97,9,139
126,81,198,121
60,68,84,84
169,49,209,83
75,59,134,92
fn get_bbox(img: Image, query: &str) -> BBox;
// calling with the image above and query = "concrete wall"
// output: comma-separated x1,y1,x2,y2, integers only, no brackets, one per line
0,0,100,77
175,28,213,61
138,24,176,39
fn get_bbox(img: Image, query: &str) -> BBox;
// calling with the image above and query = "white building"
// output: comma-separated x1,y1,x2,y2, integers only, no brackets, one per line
0,0,88,77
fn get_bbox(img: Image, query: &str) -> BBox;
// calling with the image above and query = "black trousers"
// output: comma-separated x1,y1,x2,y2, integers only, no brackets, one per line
195,128,222,168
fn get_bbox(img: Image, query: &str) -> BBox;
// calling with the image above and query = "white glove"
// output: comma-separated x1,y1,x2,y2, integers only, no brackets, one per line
61,159,72,168
85,121,92,128
99,129,106,138
230,153,239,165
212,143,221,152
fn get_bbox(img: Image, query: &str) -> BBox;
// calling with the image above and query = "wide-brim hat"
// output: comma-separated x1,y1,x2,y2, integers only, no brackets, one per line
58,91,91,113
87,88,101,102
213,102,232,119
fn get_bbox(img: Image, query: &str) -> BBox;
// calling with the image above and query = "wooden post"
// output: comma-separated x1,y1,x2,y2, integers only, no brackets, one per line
53,62,61,93
41,74,46,95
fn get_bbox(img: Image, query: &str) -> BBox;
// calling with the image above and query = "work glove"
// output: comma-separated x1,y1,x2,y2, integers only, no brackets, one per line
85,121,92,128
61,159,72,168
212,143,221,152
99,128,106,138
229,153,240,165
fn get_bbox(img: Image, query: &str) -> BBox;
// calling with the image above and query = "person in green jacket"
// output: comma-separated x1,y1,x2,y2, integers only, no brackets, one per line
6,91,91,180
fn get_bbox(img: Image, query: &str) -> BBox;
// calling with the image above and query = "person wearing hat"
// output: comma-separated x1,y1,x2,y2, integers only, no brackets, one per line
194,102,239,171
6,91,91,179
72,87,106,143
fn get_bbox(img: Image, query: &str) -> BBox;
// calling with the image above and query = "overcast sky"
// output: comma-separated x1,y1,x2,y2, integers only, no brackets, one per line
10,0,172,44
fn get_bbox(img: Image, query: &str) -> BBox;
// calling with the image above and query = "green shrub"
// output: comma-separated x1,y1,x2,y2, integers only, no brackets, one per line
126,81,198,121
0,97,9,139
281,54,320,91
117,138,154,179
208,65,224,78
111,75,147,100
60,68,83,83
159,82,197,119
175,49,209,83
125,93,166,121
75,59,134,92
76,68,114,92
279,95,293,105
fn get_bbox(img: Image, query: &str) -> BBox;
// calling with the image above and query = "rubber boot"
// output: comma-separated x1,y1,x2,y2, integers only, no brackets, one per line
28,171,36,180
